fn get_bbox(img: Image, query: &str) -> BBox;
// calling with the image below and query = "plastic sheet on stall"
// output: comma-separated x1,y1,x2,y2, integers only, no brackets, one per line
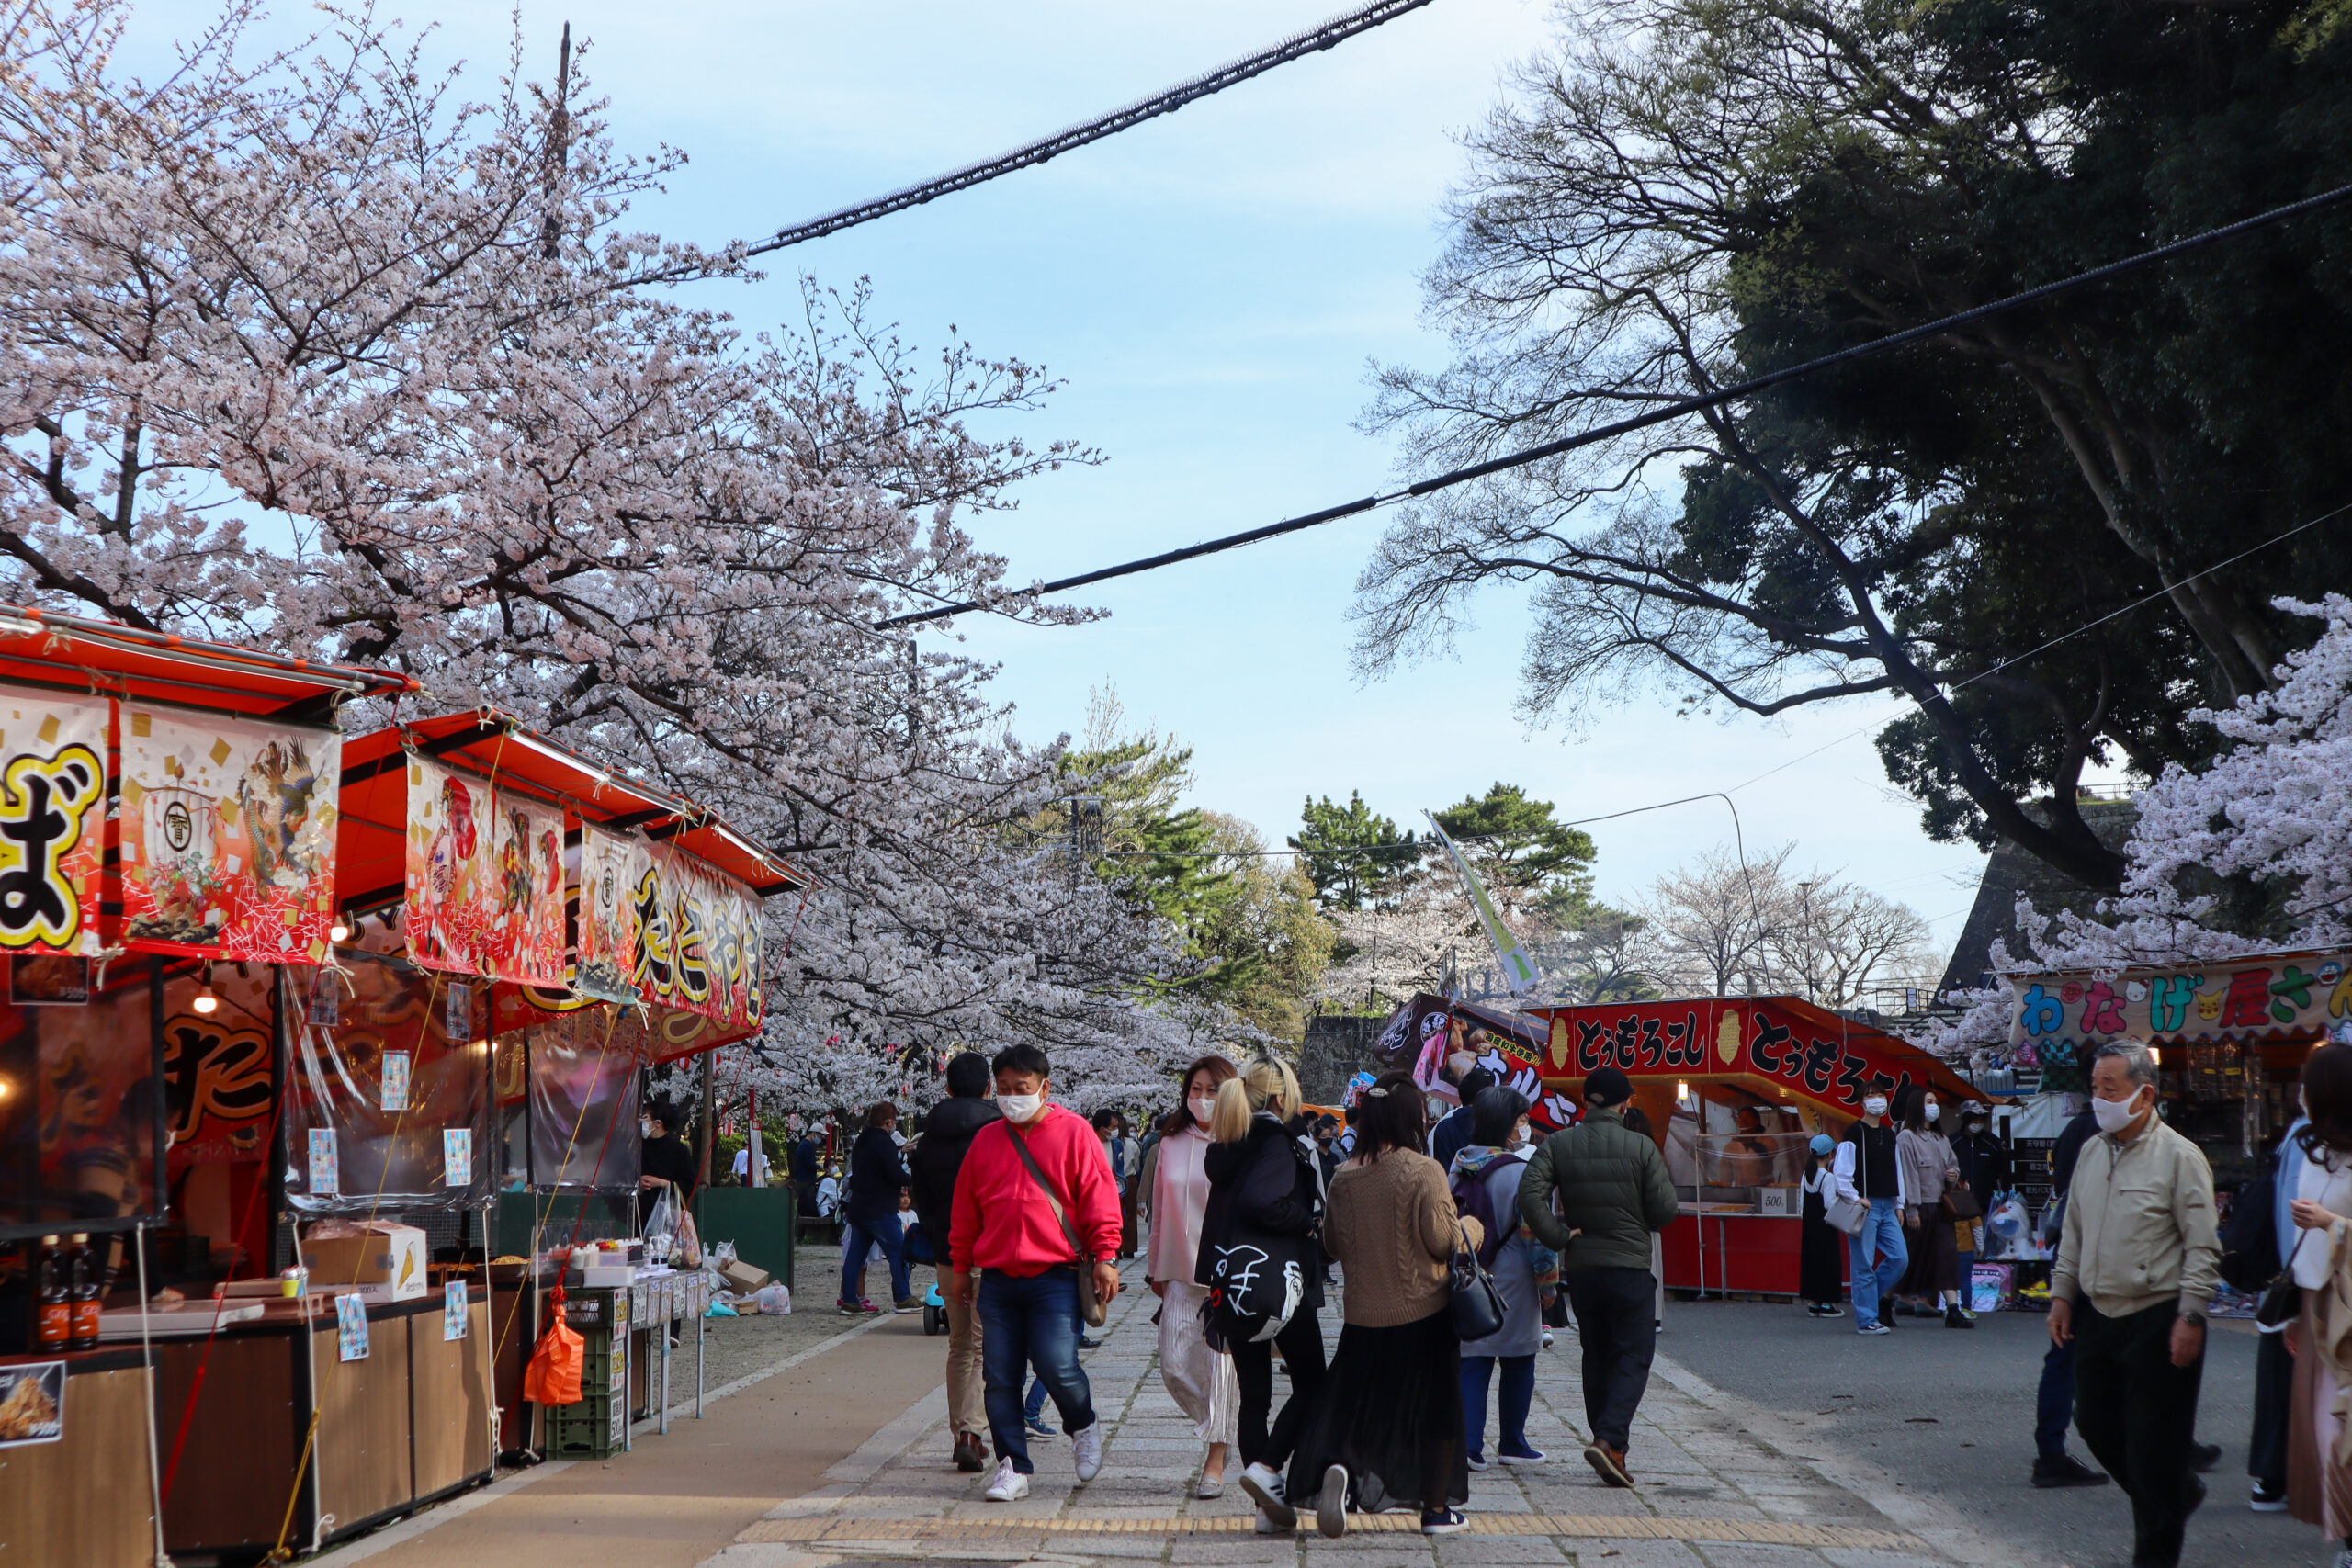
0,962,165,1237
283,952,493,1214
519,1004,647,1193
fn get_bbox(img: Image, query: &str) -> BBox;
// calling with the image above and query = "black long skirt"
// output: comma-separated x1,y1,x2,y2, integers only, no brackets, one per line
1286,1306,1467,1514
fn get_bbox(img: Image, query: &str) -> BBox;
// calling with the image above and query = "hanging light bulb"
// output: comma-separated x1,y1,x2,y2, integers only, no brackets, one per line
329,920,351,942
193,985,220,1014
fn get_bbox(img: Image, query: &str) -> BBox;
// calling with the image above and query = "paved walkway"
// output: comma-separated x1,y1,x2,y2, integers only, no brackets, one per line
694,1265,1958,1568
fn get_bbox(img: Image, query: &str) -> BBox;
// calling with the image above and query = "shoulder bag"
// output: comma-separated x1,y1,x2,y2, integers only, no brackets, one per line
1451,1225,1508,1340
1003,1122,1107,1327
2257,1228,2318,1332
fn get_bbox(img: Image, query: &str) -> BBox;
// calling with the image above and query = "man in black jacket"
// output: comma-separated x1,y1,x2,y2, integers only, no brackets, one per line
910,1053,1000,1472
840,1101,913,1315
1428,1067,1498,1172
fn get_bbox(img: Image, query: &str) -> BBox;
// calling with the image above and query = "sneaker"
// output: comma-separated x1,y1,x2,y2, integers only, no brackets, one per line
1541,1330,1555,1348
2192,1441,2221,1473
1822,1303,1846,1317
893,1297,920,1314
1024,1415,1057,1439
1317,1463,1350,1538
1077,1336,1102,1350
1499,1447,1549,1465
1857,1320,1891,1336
983,1458,1029,1502
953,1431,987,1472
1421,1508,1469,1535
1072,1420,1104,1483
838,1302,863,1315
858,1298,882,1314
1583,1441,1632,1488
2252,1478,2289,1512
1467,1449,1490,1470
1239,1462,1295,1530
2031,1452,2109,1489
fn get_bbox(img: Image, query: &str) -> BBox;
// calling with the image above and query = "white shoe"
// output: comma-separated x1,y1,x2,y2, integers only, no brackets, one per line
1195,1474,1224,1499
1317,1463,1349,1538
1255,1510,1293,1534
984,1459,1029,1502
1071,1421,1104,1483
1239,1461,1295,1529
1541,1331,1555,1348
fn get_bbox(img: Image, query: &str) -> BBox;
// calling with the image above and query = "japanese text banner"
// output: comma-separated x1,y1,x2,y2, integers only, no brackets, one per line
119,706,340,963
0,686,107,957
2008,956,2352,1048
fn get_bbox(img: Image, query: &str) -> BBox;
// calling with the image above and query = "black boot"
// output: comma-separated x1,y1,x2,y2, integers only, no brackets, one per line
1944,1303,1973,1328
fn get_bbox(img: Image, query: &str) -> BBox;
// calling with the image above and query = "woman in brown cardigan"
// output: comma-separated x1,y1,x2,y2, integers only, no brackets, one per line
1289,1072,1483,1539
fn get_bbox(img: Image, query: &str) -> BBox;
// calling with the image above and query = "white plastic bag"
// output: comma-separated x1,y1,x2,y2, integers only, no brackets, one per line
644,1190,676,1263
752,1283,792,1315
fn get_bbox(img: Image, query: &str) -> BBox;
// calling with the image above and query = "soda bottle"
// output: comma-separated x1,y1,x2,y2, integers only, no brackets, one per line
35,1235,68,1350
66,1233,101,1350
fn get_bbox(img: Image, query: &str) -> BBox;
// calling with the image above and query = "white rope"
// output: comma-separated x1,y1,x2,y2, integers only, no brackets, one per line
131,1220,175,1567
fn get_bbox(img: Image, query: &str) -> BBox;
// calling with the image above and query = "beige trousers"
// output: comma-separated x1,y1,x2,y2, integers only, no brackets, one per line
944,1273,985,1439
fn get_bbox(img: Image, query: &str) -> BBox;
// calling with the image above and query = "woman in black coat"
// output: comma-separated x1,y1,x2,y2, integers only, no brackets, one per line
1198,1058,1328,1534
839,1101,912,1313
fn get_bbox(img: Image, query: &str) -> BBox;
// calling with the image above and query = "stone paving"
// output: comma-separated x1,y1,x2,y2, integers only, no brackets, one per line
693,1264,1962,1568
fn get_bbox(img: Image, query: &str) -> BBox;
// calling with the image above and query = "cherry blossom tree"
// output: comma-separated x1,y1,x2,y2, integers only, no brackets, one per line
0,1,1174,1075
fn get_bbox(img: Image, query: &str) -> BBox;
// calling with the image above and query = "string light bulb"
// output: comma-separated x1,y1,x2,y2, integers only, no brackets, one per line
193,985,219,1014
329,921,351,942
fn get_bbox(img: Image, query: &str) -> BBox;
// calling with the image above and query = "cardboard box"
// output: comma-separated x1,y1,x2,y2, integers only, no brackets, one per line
301,1222,430,1300
718,1258,771,1293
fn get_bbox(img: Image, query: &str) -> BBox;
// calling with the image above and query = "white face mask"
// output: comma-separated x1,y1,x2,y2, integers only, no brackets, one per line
1923,1102,1940,1123
997,1092,1043,1123
1863,1096,1889,1118
2090,1089,2146,1134
639,1122,656,1138
1512,1121,1532,1148
1189,1096,1218,1126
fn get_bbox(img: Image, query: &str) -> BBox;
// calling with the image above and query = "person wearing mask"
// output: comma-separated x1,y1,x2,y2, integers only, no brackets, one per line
1452,1088,1557,1470
1134,1111,1167,1260
1291,1072,1481,1539
636,1102,697,1228
1799,1134,1845,1317
1148,1056,1240,1501
1951,1107,2007,1299
840,1101,914,1315
1202,1058,1329,1535
1092,1110,1136,1260
945,1044,1123,1504
1834,1079,1908,1336
909,1051,1001,1472
1520,1066,1677,1488
1894,1086,1969,1327
1429,1066,1498,1172
2284,1040,2352,1550
2049,1039,2221,1568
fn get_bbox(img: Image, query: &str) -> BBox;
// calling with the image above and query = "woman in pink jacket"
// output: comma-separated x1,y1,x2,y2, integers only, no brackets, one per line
1149,1055,1240,1497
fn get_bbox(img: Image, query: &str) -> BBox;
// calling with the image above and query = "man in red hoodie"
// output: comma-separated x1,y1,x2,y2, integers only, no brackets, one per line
947,1043,1123,1502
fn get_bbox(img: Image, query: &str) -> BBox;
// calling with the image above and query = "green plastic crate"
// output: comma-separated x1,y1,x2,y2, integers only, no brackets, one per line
542,1389,628,1458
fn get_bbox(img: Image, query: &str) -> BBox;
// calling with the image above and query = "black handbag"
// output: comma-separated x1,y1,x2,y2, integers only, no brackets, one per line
2256,1230,2317,1331
1451,1232,1507,1341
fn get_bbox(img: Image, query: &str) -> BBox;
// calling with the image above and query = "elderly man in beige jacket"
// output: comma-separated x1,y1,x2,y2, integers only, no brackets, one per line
2049,1039,2221,1568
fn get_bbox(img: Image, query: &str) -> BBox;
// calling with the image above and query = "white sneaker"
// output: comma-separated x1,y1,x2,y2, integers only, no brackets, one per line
983,1458,1029,1502
1239,1461,1295,1529
1317,1463,1349,1539
1071,1421,1104,1483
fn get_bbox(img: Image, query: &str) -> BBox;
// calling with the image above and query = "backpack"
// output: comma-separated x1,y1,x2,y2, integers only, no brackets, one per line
1450,1156,1520,1269
2218,1162,2281,1292
1203,1132,1318,1347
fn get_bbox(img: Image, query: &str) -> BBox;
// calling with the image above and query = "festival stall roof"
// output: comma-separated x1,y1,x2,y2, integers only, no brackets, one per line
334,708,807,912
0,602,415,713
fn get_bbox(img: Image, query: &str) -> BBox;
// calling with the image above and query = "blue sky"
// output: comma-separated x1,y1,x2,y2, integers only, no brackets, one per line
126,0,1993,953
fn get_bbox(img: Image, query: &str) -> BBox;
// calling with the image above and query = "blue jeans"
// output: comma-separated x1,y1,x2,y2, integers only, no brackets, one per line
1025,1283,1089,1420
2036,1336,2076,1458
979,1269,1095,1473
1848,1198,1908,1328
1461,1353,1536,1459
841,1219,911,1306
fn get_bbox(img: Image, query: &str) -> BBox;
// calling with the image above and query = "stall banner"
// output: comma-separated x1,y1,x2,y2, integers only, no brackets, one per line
163,964,277,1166
119,706,340,961
0,1360,64,1446
0,686,107,957
572,823,645,1003
2008,954,2352,1049
1523,996,1977,1114
635,844,764,1029
403,756,567,987
1425,811,1544,995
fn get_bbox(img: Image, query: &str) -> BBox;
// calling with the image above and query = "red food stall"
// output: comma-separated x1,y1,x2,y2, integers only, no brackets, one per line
1377,991,1984,1299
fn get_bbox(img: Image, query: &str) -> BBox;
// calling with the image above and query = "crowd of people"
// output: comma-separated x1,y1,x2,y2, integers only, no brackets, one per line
731,1024,2352,1568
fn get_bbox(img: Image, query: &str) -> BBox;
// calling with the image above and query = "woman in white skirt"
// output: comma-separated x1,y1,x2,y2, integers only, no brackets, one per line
1150,1054,1240,1497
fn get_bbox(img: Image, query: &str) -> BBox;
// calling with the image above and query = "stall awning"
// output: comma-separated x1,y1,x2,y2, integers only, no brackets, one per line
335,710,806,910
0,603,414,715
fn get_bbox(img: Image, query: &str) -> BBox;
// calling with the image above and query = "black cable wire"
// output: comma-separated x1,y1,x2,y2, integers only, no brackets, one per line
881,175,2352,629
727,0,1438,260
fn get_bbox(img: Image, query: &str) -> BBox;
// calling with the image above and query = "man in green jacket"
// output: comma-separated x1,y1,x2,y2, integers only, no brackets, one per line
1518,1066,1679,1488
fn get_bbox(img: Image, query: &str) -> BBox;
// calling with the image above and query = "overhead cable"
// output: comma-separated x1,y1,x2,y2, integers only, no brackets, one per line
881,175,2352,628
729,0,1437,259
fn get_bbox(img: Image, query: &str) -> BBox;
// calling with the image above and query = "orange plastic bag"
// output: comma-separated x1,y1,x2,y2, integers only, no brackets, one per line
524,1302,584,1406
